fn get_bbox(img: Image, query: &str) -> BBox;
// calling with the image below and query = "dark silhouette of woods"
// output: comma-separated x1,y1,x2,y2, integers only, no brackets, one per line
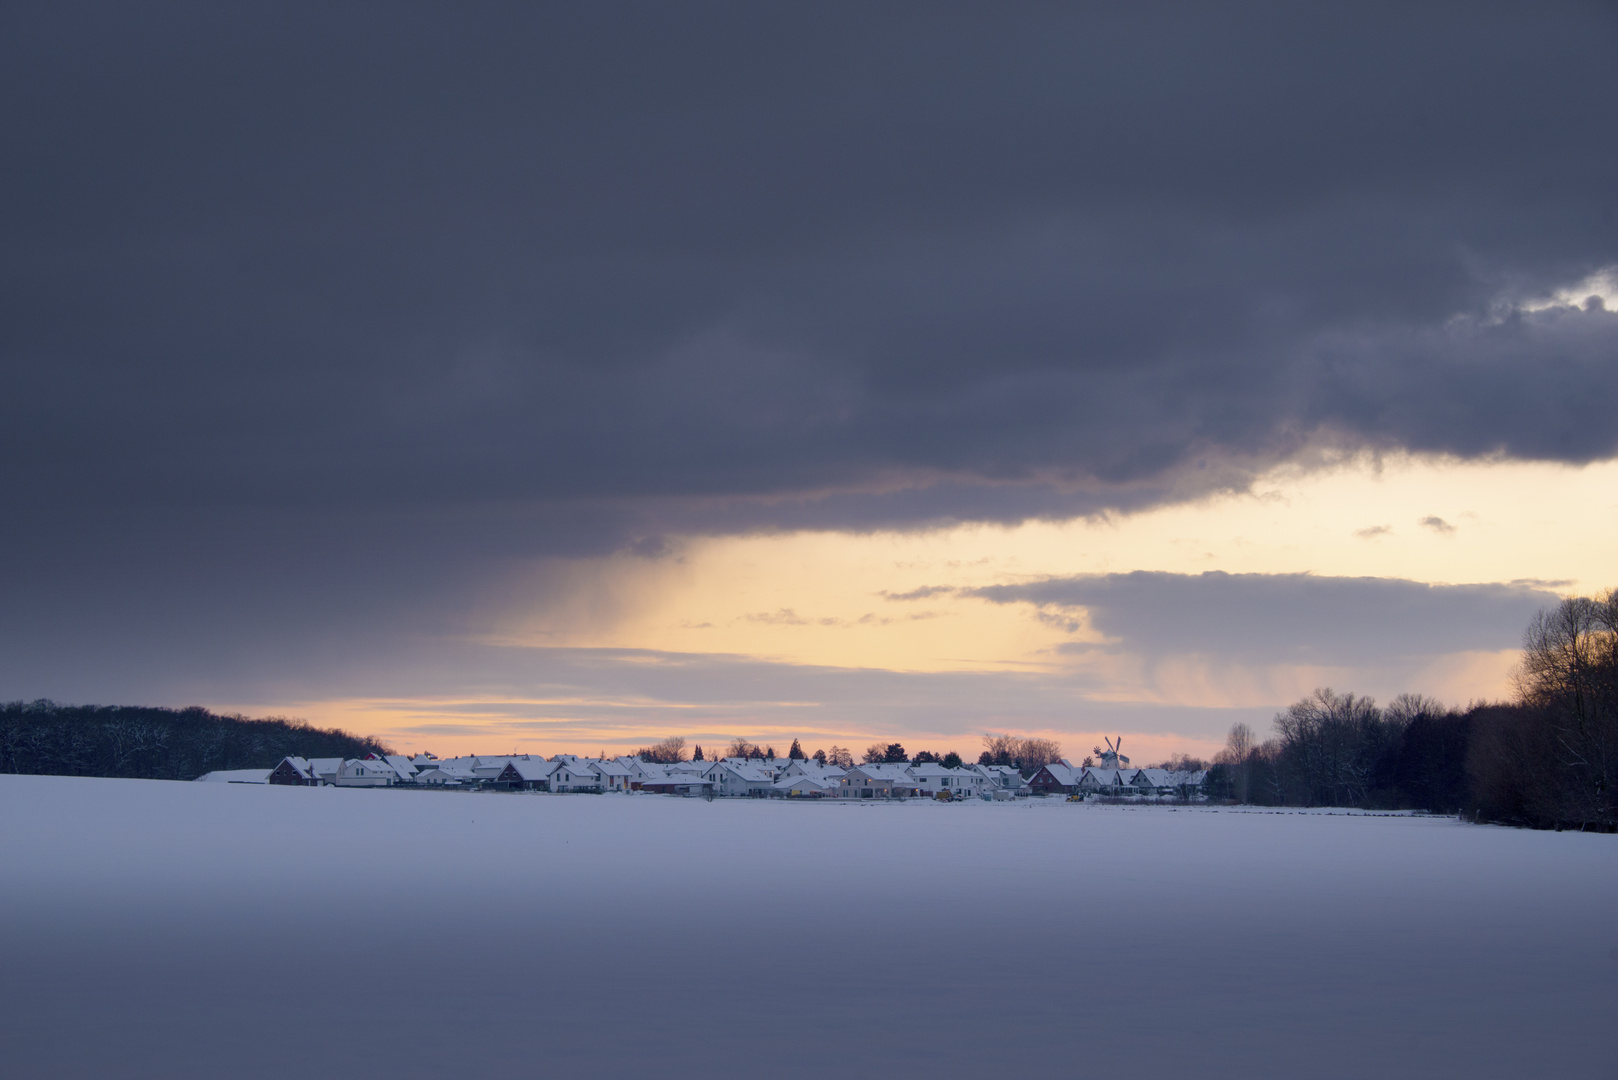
0,700,391,781
1206,587,1618,830
1469,590,1618,829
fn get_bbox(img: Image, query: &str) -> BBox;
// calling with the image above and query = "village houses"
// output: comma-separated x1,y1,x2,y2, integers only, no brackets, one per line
237,744,1209,802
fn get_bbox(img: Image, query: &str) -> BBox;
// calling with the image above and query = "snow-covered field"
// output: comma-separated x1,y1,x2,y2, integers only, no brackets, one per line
1,776,1613,1079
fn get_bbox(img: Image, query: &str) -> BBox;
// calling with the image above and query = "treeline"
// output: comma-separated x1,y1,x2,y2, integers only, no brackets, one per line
634,732,1063,775
0,700,392,782
1208,589,1617,830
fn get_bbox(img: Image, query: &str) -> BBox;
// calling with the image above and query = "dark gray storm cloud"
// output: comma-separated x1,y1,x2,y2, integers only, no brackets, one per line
4,2,1616,528
963,571,1559,665
1,3,1614,701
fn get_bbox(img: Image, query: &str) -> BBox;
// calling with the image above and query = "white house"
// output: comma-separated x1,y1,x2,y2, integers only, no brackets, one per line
972,764,1028,793
551,760,603,793
906,763,991,798
413,767,463,786
772,773,836,798
335,758,398,787
836,764,922,799
306,758,345,785
708,761,776,797
590,759,635,792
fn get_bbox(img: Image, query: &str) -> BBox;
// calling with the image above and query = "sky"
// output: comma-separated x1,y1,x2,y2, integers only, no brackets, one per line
3,2,1616,761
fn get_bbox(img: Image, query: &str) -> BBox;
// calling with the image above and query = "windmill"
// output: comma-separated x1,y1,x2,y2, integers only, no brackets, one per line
1094,736,1130,768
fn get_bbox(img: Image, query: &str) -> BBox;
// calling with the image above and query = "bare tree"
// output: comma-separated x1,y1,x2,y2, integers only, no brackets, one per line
1222,722,1255,762
1506,590,1618,826
726,737,764,759
825,745,854,768
635,735,689,764
1383,693,1447,727
1216,722,1256,803
980,733,1063,772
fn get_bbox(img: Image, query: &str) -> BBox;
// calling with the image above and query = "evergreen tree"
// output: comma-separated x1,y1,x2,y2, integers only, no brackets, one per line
694,744,704,760
788,739,805,760
812,748,827,765
941,751,962,769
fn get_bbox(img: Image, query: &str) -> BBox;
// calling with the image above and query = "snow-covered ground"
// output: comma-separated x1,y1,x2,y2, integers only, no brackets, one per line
1,776,1612,1079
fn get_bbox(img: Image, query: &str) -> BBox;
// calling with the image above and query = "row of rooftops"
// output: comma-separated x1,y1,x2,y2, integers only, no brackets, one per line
200,752,1208,799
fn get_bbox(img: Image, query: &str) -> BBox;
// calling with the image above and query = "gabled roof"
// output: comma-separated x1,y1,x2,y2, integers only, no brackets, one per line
1035,762,1083,786
1129,768,1175,786
718,762,775,783
505,758,560,781
783,760,846,780
414,768,461,784
340,758,395,775
773,773,833,790
848,763,916,782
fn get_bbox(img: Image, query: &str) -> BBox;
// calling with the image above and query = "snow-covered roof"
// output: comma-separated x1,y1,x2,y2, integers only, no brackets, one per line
505,758,560,781
414,768,461,784
849,764,917,782
340,758,396,776
773,774,833,790
719,763,775,783
1130,768,1175,786
784,760,846,781
1036,762,1083,786
1079,768,1124,787
195,769,271,783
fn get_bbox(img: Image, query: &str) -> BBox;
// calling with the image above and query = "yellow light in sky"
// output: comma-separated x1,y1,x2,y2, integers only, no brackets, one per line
485,452,1617,679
